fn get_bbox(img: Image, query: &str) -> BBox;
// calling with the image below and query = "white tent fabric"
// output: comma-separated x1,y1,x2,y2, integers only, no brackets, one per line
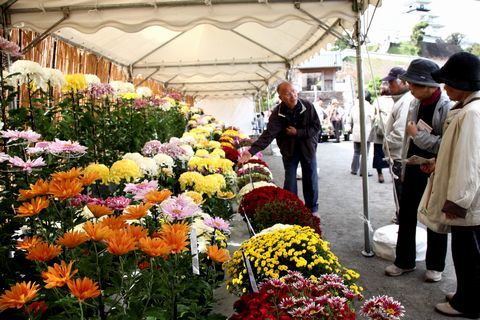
195,96,255,134
5,0,377,98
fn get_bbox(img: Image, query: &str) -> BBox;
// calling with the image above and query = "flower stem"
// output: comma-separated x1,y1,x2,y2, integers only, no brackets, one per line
79,301,84,320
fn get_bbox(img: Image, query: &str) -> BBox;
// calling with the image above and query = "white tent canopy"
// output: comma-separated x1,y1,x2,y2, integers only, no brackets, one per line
4,0,376,98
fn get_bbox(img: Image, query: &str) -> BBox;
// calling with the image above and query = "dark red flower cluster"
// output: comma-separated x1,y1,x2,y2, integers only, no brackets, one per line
253,199,321,236
221,145,240,163
239,186,298,217
230,271,358,320
243,158,269,168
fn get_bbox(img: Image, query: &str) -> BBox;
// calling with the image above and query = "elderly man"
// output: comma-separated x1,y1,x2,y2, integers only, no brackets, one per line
238,82,321,214
382,67,414,220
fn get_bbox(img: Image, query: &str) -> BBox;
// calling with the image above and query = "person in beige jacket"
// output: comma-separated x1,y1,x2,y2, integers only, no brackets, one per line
418,52,480,319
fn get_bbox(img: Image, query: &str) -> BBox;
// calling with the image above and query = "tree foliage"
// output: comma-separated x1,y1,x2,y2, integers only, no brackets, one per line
410,21,429,49
445,32,465,46
465,43,480,56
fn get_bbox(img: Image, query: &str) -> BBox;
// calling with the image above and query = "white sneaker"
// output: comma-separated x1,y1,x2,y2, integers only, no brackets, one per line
425,270,442,282
384,264,415,276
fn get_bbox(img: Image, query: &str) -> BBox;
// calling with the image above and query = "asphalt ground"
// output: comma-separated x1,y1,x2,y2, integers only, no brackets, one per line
213,139,459,320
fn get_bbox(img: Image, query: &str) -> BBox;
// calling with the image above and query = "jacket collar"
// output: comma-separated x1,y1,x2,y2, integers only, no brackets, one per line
277,99,306,118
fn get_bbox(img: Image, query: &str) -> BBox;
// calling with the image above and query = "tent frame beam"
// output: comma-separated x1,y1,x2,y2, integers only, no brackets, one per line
21,7,69,54
7,0,344,14
169,79,265,85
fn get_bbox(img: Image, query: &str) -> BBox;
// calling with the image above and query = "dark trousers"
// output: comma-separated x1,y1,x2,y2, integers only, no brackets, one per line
450,225,480,315
394,165,448,270
282,151,319,212
392,160,403,215
332,120,342,142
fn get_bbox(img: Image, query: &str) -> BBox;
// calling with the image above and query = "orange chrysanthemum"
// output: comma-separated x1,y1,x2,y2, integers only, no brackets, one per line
138,237,171,257
122,202,152,220
206,245,230,264
80,171,101,186
67,277,101,302
83,221,112,241
0,281,40,311
125,225,148,241
98,216,127,230
144,189,172,204
56,231,89,248
25,300,48,316
160,229,189,254
51,168,82,181
48,178,83,200
26,242,62,262
17,235,43,251
18,179,50,201
105,230,137,255
16,196,50,217
160,221,190,236
42,260,78,289
87,204,113,218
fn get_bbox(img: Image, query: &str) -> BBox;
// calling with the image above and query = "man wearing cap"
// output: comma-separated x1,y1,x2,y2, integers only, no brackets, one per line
417,52,480,318
384,59,452,283
382,67,414,220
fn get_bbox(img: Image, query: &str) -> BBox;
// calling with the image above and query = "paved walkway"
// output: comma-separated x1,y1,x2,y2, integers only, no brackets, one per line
214,140,457,320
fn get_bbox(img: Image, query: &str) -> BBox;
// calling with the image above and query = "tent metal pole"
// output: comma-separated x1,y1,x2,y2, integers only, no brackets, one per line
354,1,374,257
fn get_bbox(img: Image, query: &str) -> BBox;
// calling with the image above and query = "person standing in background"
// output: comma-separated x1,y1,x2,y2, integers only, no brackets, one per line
350,91,375,176
384,59,452,283
329,99,344,143
369,82,392,183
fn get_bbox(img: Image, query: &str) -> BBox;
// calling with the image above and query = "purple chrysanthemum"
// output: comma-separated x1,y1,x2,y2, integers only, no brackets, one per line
8,156,46,172
203,217,230,233
1,129,41,143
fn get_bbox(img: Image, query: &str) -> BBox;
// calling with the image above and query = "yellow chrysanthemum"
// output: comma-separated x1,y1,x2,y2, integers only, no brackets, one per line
83,163,110,184
109,159,142,183
62,74,88,93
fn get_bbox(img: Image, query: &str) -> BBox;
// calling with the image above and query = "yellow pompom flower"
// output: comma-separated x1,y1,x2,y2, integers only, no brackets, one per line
108,159,142,183
225,225,360,296
62,74,88,93
83,163,110,184
120,92,139,100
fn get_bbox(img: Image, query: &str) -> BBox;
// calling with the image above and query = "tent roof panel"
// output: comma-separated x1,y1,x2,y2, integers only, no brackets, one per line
6,0,379,97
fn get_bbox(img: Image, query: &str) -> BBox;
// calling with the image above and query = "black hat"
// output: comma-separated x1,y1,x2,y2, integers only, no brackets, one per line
381,67,406,81
400,58,440,87
431,52,480,91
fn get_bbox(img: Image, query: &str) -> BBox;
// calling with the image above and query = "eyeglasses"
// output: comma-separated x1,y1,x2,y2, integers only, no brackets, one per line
280,91,297,97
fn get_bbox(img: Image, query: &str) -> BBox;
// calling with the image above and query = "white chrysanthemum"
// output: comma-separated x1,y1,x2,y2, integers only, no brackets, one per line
135,157,159,177
42,67,65,89
136,86,152,97
238,181,277,199
110,80,135,93
153,153,174,168
81,206,94,220
9,60,45,87
85,74,101,85
178,135,196,146
257,224,293,236
179,145,194,160
122,152,144,162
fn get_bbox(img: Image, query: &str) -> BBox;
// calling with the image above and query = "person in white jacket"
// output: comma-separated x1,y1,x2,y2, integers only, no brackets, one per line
418,52,480,319
350,91,374,175
381,67,414,219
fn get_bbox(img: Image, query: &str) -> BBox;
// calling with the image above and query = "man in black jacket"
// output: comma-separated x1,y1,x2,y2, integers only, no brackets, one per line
238,82,321,213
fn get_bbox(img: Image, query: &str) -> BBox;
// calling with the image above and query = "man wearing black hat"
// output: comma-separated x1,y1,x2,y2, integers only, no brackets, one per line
417,52,480,318
382,67,414,220
384,59,453,283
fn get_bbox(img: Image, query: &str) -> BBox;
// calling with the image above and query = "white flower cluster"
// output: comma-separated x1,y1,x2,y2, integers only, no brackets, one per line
110,80,135,94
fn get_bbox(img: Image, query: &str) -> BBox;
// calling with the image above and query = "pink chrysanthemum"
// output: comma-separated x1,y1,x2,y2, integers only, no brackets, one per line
105,196,132,211
123,180,158,201
8,156,46,172
0,36,22,57
47,139,87,154
160,194,199,220
361,295,405,320
203,217,230,233
1,129,41,143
